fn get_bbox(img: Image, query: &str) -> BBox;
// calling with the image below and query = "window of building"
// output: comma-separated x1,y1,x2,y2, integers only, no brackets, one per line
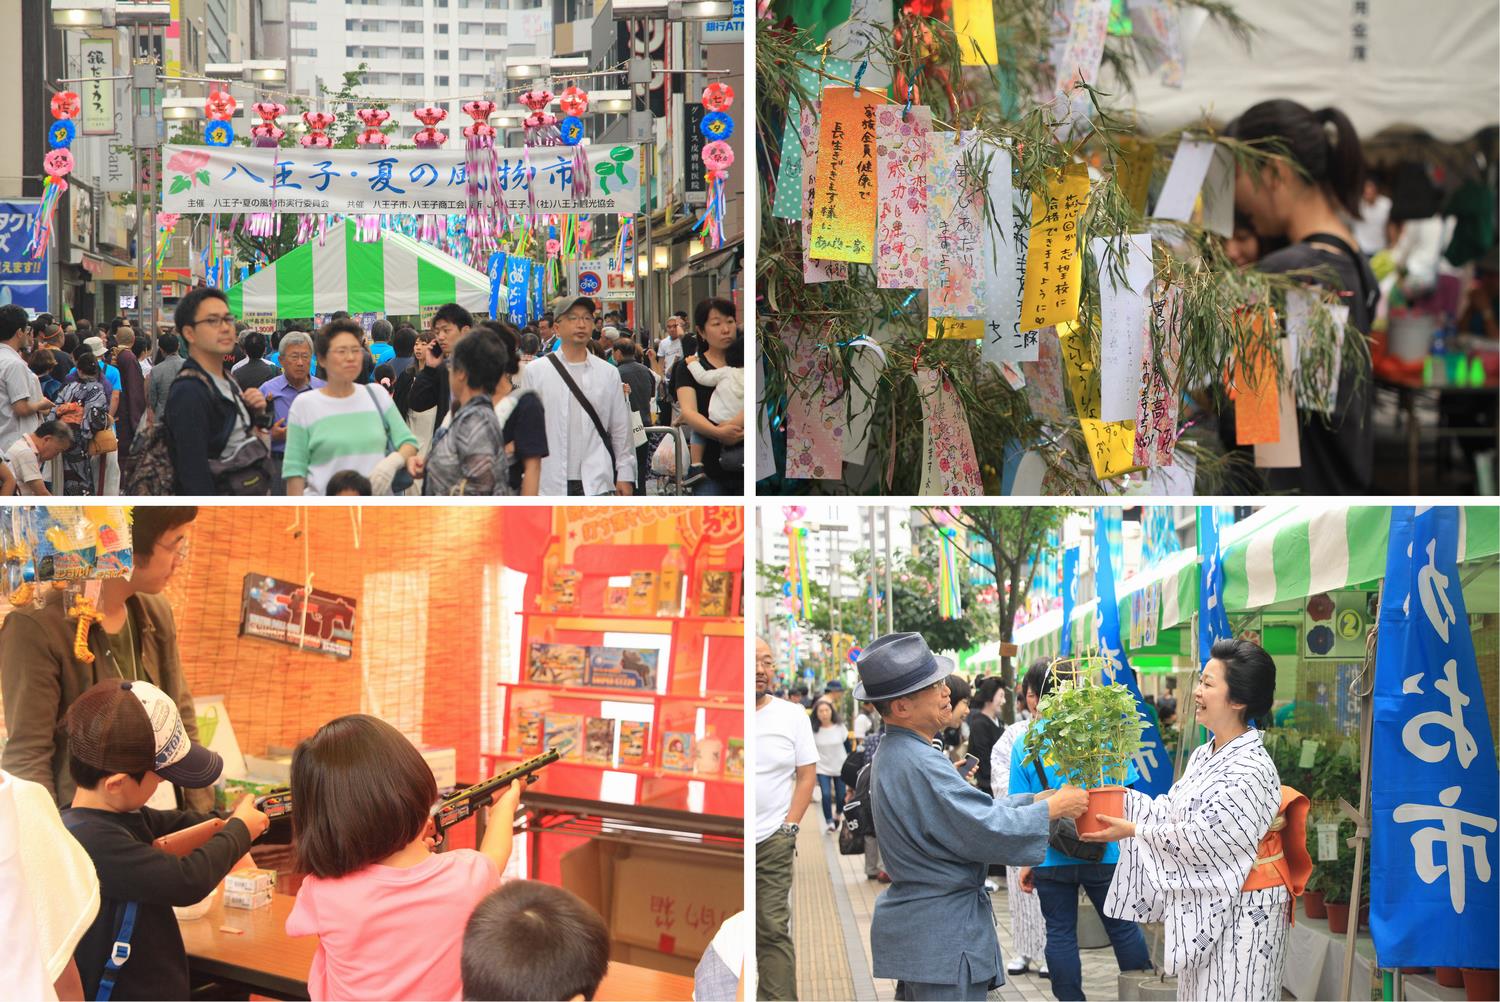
460,74,486,88
402,73,423,86
403,46,423,59
484,22,506,36
291,47,317,57
402,20,422,31
435,75,450,87
435,24,449,34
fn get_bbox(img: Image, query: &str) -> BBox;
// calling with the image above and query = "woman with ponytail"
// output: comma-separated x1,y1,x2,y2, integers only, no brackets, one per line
1226,100,1381,495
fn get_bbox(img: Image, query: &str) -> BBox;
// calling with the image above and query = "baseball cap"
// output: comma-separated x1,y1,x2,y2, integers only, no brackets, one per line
82,336,108,359
66,679,223,787
550,295,596,318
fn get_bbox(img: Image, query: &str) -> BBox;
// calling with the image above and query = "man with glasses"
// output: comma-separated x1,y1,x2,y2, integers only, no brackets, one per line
164,287,273,494
855,633,1089,1001
518,295,635,495
0,507,216,811
258,330,324,494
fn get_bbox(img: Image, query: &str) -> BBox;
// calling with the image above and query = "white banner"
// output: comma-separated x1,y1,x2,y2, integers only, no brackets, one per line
159,143,643,216
79,38,115,136
571,257,634,301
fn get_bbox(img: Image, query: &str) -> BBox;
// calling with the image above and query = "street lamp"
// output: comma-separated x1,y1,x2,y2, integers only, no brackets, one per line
244,60,287,83
50,1,114,28
161,97,205,121
505,63,545,81
547,56,589,71
613,0,733,18
112,2,171,25
652,245,669,271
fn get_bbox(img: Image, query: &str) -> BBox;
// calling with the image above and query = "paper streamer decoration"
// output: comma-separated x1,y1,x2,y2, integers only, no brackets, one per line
1131,0,1186,86
1254,340,1302,467
783,323,846,479
1057,320,1098,418
1134,284,1183,466
916,368,983,495
928,317,983,339
979,142,1035,364
1080,417,1138,480
1095,233,1154,422
1024,329,1069,425
1200,146,1236,237
809,87,884,264
953,0,999,65
1020,164,1091,333
757,355,776,479
873,104,931,289
1153,137,1215,220
1292,294,1348,415
1115,137,1155,214
937,526,964,618
771,57,853,220
1231,314,1281,445
1050,0,1111,134
927,131,987,317
843,337,888,464
799,105,848,283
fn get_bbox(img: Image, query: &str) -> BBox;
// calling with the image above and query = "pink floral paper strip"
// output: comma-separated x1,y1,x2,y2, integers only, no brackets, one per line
1023,328,1069,426
783,322,845,479
874,105,932,289
1134,284,1181,466
916,368,983,495
926,131,987,318
800,105,848,284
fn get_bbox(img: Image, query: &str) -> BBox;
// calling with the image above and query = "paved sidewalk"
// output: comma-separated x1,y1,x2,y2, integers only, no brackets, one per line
792,821,1150,1001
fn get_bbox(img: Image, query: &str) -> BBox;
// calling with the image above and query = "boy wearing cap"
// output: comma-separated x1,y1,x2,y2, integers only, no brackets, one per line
63,679,269,1001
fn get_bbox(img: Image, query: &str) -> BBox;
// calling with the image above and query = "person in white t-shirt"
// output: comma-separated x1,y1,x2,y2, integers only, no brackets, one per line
754,636,815,1002
6,421,73,496
0,770,100,1001
811,699,850,832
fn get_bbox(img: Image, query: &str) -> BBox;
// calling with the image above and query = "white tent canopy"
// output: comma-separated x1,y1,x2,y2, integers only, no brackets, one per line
1109,1,1500,144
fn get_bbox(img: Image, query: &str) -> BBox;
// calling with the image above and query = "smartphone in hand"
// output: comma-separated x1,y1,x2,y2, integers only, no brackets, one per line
960,754,979,778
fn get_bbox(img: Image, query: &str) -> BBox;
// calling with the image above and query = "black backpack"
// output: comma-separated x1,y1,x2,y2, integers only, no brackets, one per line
839,748,878,856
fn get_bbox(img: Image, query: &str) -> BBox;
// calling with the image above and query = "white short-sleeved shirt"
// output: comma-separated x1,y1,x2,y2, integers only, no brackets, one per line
754,696,816,843
6,437,44,493
0,344,42,451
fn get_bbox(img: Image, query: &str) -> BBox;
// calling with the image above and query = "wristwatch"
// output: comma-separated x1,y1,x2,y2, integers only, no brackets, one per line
779,822,800,838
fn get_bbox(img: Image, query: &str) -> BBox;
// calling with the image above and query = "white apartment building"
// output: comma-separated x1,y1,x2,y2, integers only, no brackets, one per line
287,0,551,140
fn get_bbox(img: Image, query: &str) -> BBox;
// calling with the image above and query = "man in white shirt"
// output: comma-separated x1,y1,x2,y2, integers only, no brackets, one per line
0,306,53,452
754,636,815,1001
656,315,685,376
6,421,73,495
518,296,635,496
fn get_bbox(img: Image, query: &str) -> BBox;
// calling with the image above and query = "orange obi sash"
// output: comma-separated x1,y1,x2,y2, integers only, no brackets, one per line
1242,786,1312,924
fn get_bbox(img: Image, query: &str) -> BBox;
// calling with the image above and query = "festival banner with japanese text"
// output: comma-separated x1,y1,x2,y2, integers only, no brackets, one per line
1370,506,1497,969
1060,545,1079,657
160,145,643,216
1094,508,1171,797
0,201,48,313
1197,505,1233,669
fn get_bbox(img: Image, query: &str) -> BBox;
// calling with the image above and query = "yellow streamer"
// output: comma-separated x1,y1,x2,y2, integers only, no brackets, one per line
1020,164,1092,332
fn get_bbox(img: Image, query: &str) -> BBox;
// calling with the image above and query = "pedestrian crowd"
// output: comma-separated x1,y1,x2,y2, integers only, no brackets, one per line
0,289,744,497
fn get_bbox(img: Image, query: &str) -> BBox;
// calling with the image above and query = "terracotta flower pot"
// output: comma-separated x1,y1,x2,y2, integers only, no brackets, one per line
1302,890,1327,919
1462,968,1499,1001
1398,967,1429,975
1435,967,1465,988
1325,902,1350,933
1076,786,1128,836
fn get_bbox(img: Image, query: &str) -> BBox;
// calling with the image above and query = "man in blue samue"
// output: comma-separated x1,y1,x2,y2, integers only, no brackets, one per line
857,633,1090,1001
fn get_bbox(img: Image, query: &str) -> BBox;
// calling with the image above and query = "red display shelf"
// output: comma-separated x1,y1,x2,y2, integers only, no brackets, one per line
523,610,745,625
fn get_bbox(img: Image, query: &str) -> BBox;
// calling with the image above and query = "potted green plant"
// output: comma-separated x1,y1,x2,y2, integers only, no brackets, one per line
1022,656,1146,836
1302,819,1328,919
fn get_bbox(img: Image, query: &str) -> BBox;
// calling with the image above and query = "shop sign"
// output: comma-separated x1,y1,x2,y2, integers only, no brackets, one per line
571,257,634,301
79,38,115,136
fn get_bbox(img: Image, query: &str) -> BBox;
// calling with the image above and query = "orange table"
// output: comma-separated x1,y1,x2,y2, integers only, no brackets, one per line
180,888,695,1000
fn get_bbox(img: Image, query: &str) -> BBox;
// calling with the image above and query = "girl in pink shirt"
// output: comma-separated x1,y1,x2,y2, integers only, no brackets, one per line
285,715,527,1002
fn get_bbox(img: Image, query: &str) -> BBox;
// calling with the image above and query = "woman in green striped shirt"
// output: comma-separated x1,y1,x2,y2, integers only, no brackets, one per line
283,319,418,495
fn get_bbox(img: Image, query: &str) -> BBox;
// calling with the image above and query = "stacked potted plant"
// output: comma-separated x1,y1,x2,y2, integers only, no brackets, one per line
1022,656,1146,835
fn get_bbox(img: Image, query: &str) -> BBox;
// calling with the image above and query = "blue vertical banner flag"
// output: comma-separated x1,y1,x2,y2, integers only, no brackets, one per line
0,202,48,313
1060,546,1079,657
486,251,507,320
1144,507,1181,565
1094,510,1171,797
1370,506,1498,969
506,257,531,328
1197,505,1233,670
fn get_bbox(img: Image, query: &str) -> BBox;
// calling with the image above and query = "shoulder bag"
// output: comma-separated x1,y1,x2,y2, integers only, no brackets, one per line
1033,758,1107,863
364,383,414,494
546,353,619,493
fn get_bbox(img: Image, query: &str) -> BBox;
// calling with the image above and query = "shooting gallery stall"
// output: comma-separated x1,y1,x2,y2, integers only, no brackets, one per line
0,505,746,1000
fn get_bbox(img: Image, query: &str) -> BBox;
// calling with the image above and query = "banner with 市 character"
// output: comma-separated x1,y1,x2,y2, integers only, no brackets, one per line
238,573,357,658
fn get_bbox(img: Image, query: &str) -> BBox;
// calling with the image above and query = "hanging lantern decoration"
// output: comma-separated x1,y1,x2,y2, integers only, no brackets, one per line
300,110,335,148
558,86,589,117
413,106,448,149
250,101,286,147
28,94,79,258
555,86,590,200
204,119,234,146
461,99,504,268
355,107,391,148
701,81,734,113
204,88,236,147
155,212,180,272
517,90,560,227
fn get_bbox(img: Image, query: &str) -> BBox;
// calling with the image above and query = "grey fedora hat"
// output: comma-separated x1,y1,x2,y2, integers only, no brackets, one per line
853,632,955,701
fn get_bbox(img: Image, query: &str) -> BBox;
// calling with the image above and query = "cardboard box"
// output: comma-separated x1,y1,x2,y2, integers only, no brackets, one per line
420,746,457,792
561,840,741,976
224,868,276,910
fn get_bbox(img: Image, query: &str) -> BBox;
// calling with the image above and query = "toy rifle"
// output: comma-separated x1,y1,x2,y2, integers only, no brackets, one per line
431,749,559,838
251,749,559,836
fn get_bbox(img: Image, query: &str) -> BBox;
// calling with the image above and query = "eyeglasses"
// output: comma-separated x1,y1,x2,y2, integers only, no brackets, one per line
190,314,236,329
156,537,191,567
326,346,365,358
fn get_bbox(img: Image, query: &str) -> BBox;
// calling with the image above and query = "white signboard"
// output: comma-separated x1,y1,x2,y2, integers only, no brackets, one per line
160,144,643,216
80,38,115,136
571,257,634,301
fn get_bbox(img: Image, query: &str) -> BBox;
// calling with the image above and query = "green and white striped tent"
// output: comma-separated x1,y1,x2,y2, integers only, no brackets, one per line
223,220,491,319
1014,506,1500,667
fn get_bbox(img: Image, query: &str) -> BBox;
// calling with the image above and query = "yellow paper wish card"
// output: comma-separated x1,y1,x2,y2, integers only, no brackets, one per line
1019,164,1092,334
809,87,886,265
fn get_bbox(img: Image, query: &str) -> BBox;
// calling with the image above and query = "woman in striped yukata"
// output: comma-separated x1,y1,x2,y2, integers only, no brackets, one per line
989,659,1049,979
1082,638,1293,1002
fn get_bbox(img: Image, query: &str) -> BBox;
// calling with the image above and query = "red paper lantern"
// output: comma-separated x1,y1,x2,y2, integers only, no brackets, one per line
558,86,589,116
51,91,81,120
701,82,734,112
